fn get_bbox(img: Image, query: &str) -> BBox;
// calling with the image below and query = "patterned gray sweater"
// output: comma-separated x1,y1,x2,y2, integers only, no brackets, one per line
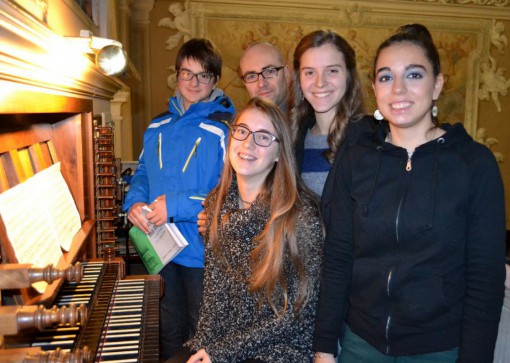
186,183,324,362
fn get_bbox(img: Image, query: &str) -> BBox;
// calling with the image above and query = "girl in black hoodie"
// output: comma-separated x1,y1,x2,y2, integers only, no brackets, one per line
313,24,506,363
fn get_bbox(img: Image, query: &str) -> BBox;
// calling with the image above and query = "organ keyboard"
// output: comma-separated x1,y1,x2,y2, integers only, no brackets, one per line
4,261,161,362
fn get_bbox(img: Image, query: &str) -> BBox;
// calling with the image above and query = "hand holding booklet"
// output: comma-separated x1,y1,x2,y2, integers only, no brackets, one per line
129,206,188,274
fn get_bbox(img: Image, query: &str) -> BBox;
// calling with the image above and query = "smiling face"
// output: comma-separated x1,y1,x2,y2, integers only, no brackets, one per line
239,44,289,109
229,107,280,189
372,43,443,131
299,43,348,123
177,57,218,110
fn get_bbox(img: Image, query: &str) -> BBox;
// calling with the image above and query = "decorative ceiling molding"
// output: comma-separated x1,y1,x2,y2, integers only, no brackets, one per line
190,0,510,19
405,0,509,6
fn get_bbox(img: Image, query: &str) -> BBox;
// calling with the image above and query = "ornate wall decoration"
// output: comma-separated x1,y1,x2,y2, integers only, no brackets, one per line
478,19,510,113
158,0,192,91
158,0,191,51
476,128,504,163
185,1,493,135
491,19,508,53
479,56,510,112
405,0,509,6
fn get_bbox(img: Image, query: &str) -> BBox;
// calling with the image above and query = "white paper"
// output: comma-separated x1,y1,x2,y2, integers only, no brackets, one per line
34,163,82,251
141,206,188,261
0,163,81,292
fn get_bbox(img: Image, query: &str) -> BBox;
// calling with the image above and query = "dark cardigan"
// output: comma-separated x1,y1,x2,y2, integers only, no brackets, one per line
295,115,379,223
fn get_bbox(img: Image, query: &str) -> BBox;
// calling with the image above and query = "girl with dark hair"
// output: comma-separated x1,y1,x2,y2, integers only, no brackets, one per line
313,24,506,363
170,97,324,363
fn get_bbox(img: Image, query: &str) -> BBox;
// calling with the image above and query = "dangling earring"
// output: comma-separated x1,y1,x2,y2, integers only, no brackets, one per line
374,109,384,121
431,104,438,117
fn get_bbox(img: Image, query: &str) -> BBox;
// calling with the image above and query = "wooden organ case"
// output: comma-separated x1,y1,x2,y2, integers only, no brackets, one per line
0,2,160,362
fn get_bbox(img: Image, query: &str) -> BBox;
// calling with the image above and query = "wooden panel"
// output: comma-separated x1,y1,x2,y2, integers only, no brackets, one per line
0,91,92,115
82,112,97,258
47,140,59,164
28,143,46,172
0,124,52,154
0,115,96,305
0,153,19,187
0,214,17,264
0,347,41,362
17,148,34,179
0,159,8,192
52,117,83,222
7,150,27,184
39,142,53,167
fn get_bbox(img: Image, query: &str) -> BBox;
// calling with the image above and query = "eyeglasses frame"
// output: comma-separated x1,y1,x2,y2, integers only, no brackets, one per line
230,124,280,147
241,65,286,84
177,68,216,84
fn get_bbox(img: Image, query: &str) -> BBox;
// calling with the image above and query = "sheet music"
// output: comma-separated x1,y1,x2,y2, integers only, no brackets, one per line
35,163,82,251
0,162,81,292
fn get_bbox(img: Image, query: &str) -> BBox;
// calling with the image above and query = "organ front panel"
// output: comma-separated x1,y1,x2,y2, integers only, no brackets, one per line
0,97,96,306
0,97,161,361
0,98,161,360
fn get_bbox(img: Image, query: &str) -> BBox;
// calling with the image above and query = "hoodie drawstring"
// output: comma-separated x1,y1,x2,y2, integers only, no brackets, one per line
420,137,444,234
362,145,383,217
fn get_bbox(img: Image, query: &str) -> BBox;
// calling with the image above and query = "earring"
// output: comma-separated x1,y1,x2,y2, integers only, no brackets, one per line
431,105,438,117
374,109,384,121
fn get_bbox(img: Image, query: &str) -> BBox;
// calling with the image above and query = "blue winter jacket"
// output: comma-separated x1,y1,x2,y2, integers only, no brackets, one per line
123,89,235,268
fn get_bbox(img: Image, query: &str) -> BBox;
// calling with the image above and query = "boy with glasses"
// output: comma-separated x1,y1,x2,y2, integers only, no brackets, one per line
123,38,235,361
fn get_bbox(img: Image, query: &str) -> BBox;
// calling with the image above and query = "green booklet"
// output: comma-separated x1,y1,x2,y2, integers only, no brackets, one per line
128,206,188,274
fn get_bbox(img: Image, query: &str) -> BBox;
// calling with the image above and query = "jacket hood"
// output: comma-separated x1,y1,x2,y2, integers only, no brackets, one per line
169,88,234,119
366,121,472,148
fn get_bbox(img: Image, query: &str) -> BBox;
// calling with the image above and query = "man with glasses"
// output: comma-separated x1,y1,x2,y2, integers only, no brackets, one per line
239,42,290,112
196,43,290,238
123,38,235,361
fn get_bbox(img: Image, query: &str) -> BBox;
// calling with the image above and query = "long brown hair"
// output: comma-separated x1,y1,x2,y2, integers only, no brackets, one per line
208,97,317,317
290,29,365,163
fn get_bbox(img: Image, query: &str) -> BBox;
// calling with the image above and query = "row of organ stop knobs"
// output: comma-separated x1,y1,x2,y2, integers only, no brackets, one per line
0,262,90,362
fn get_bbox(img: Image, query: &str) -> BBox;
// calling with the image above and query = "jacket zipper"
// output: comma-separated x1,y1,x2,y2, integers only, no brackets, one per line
405,150,413,171
158,132,162,169
386,159,411,353
189,195,206,201
182,137,201,173
385,314,392,354
385,268,393,354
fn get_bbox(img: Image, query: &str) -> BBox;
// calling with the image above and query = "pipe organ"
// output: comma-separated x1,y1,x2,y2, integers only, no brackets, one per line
0,1,160,361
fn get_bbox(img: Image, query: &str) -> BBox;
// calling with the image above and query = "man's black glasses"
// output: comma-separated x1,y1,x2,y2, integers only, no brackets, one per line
242,66,285,84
